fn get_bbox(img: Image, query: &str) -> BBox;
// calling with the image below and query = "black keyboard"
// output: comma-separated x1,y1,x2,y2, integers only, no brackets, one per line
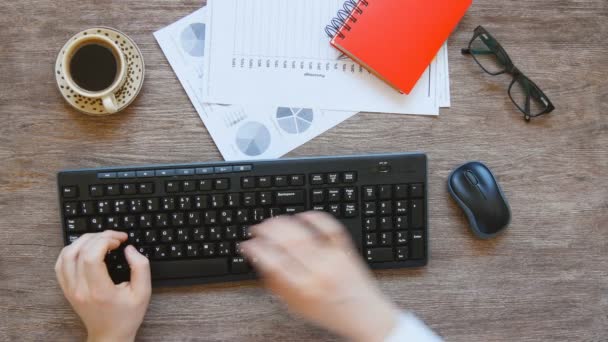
57,153,428,286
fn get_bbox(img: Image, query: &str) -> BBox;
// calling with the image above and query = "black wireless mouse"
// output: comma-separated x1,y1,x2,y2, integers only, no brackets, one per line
448,162,511,239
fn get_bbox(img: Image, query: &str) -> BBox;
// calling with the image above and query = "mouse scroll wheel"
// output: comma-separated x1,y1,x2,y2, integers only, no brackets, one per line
465,170,479,185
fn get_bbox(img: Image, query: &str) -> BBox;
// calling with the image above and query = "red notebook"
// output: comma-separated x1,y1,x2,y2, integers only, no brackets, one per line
328,0,472,94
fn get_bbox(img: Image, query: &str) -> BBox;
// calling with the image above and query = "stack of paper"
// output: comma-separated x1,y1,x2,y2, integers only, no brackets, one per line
155,3,450,161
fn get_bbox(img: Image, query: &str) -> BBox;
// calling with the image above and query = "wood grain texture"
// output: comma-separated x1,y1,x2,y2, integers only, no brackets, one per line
1,0,607,341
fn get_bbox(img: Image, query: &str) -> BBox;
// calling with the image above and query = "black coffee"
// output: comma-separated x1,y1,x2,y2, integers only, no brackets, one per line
69,43,118,92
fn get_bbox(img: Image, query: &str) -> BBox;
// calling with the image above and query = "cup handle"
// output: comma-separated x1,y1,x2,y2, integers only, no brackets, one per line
101,94,119,114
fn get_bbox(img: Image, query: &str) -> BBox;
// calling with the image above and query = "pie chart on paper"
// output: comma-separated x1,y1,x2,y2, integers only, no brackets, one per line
276,107,314,134
181,23,206,57
236,122,271,157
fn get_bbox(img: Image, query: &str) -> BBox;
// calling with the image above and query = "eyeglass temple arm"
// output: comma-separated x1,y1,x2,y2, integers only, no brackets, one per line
462,48,496,56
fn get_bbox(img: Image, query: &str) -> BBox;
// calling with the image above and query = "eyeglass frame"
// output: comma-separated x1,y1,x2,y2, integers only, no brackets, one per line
462,26,555,122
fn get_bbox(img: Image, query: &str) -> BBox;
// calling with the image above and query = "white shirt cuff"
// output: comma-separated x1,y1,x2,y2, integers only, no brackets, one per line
384,312,443,342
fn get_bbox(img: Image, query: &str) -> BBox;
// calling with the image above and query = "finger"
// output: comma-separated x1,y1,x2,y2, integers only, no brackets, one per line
296,211,354,248
241,239,305,288
124,245,151,297
78,232,127,291
59,233,96,290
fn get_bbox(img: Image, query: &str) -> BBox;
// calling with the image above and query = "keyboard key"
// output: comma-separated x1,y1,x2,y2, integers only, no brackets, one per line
196,167,214,175
176,169,195,176
138,183,154,194
363,186,376,200
145,198,159,211
342,172,357,183
379,232,393,246
395,200,408,214
363,202,376,216
284,206,306,215
98,172,117,179
290,175,304,186
269,207,282,217
224,226,239,239
259,192,272,205
171,212,185,226
366,248,393,263
241,177,255,189
310,174,325,185
122,184,136,195
140,214,153,228
343,188,357,201
275,190,304,205
327,189,341,202
161,197,175,211
236,209,249,223
217,242,231,256
118,171,136,178
97,200,111,214
411,231,424,259
242,193,256,206
378,185,392,199
273,175,288,187
396,247,408,260
160,229,175,243
231,257,250,274
379,217,393,231
186,243,200,257
327,173,339,184
365,233,377,246
396,231,408,245
144,230,158,243
394,184,408,199
193,227,206,241
64,202,78,216
89,185,104,197
150,259,228,279
311,189,325,203
410,184,424,198
411,200,424,228
199,179,213,191
89,217,104,231
182,180,196,192
209,227,222,241
80,201,94,215
234,165,252,172
363,217,377,231
211,194,225,208
105,184,120,196
214,179,230,190
214,166,233,173
66,218,87,232
343,203,357,217
328,204,340,217
166,181,180,193
201,243,217,257
153,245,168,259
61,186,78,198
128,230,142,244
379,201,392,215
395,216,408,230
136,170,155,178
156,169,175,177
187,212,200,225
170,244,185,258
257,176,272,188
226,193,240,207
178,197,192,210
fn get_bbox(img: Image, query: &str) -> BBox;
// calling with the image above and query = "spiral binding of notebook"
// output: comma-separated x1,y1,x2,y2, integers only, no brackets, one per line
325,0,370,39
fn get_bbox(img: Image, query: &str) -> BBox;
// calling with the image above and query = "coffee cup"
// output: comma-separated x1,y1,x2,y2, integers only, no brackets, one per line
61,33,128,114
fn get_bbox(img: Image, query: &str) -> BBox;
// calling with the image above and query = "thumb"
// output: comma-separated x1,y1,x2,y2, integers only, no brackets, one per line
124,245,152,297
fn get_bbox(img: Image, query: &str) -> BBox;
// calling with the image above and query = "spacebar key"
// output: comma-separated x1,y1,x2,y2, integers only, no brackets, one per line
150,259,229,280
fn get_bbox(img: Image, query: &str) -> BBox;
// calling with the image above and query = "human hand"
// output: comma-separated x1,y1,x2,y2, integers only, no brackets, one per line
55,231,151,342
241,212,399,342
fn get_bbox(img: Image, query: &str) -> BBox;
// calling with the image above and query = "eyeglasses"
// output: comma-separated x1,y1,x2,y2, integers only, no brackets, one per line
462,26,555,121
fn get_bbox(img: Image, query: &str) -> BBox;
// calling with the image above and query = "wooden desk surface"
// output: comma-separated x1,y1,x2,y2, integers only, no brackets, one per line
1,0,606,341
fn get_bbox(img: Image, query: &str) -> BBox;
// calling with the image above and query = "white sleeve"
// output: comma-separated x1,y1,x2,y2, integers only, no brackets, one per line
383,312,444,342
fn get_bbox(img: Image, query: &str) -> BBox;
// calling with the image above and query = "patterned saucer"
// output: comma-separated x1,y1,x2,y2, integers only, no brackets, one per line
55,27,145,115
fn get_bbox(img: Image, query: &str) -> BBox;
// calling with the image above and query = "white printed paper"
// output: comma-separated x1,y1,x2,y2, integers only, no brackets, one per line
154,7,357,161
203,0,440,115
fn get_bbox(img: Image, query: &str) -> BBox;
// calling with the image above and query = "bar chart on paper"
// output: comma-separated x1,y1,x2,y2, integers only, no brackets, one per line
204,0,439,115
231,0,344,63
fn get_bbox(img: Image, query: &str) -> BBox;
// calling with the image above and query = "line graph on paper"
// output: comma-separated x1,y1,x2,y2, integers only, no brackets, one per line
229,0,359,71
